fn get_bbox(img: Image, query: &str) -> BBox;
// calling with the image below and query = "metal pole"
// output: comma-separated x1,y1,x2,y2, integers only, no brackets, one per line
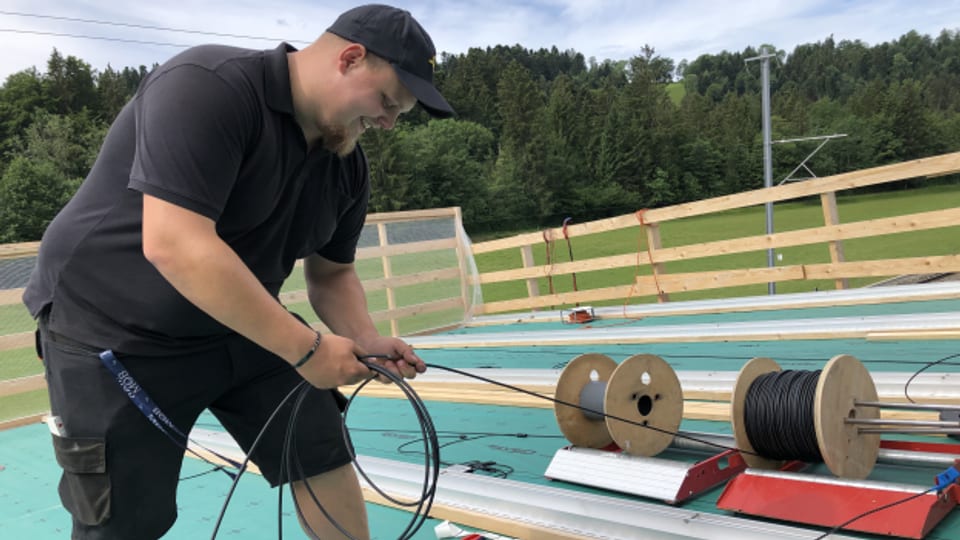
747,48,777,295
761,49,775,295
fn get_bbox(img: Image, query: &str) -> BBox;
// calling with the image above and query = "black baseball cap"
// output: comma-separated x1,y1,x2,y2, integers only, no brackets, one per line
327,4,455,118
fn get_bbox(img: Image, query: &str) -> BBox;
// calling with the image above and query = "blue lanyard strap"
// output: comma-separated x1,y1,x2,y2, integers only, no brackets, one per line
99,349,243,477
99,350,189,441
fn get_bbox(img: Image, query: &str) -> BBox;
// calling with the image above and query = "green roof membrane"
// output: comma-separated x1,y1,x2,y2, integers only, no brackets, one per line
3,379,959,539
416,339,960,373
0,422,448,539
2,293,959,539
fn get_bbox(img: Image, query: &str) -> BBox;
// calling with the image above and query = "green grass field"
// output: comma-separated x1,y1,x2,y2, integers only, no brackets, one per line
472,183,960,305
2,182,958,422
666,81,685,106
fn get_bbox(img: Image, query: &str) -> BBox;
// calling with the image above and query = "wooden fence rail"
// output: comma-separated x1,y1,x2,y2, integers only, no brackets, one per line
3,153,960,428
470,151,960,314
0,207,471,351
0,207,474,428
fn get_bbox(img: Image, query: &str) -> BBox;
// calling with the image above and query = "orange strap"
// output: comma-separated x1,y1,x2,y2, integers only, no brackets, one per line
542,229,555,295
561,217,580,305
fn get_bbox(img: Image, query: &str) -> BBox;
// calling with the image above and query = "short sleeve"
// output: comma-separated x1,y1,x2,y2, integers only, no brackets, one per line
128,64,256,221
316,149,370,263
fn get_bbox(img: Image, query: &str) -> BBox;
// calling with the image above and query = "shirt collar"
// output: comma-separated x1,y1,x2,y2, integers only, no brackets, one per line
264,42,297,115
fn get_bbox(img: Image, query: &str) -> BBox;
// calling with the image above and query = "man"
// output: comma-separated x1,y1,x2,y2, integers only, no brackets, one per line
23,4,454,539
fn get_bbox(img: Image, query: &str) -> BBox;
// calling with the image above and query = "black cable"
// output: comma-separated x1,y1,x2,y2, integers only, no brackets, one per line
904,352,960,403
285,385,362,540
811,487,937,540
278,356,439,540
394,431,564,459
561,217,579,295
206,349,959,540
422,361,958,540
417,346,960,367
423,362,760,456
348,427,561,439
351,358,439,540
461,460,514,478
179,467,229,482
345,428,562,474
744,370,822,462
209,381,306,540
398,434,532,475
206,355,440,540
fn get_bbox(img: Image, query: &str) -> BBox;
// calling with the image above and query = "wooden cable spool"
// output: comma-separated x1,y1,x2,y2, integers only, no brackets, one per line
554,353,683,457
730,354,881,479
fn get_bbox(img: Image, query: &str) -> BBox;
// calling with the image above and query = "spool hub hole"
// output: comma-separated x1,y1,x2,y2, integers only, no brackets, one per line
637,394,654,416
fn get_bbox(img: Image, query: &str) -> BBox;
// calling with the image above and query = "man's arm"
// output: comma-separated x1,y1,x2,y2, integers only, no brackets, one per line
304,253,425,379
141,195,372,387
303,253,378,342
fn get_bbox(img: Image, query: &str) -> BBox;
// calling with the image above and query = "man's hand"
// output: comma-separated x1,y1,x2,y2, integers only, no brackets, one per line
292,334,425,388
355,335,426,384
293,334,371,388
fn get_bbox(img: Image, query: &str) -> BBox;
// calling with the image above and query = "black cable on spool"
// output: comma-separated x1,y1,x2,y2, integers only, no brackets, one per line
743,370,823,462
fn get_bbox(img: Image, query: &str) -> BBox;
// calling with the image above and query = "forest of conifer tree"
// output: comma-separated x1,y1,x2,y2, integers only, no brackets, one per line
1,29,958,241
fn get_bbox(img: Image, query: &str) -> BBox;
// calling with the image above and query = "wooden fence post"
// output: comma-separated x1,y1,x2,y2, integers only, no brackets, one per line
520,245,541,307
644,222,670,303
820,191,848,290
377,222,399,337
453,207,473,318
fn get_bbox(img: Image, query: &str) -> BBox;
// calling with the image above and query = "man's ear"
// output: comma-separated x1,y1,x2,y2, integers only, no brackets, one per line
338,43,367,74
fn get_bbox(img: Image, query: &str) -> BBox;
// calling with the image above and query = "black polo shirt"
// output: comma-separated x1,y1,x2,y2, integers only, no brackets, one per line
23,43,370,354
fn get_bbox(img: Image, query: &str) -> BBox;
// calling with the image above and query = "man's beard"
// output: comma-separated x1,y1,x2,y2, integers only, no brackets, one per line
318,122,359,157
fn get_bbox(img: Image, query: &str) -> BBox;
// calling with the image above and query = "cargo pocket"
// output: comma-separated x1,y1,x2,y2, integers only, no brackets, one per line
52,435,110,526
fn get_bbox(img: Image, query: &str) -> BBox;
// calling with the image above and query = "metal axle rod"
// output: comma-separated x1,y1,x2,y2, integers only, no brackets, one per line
857,427,960,435
845,418,960,428
855,400,960,412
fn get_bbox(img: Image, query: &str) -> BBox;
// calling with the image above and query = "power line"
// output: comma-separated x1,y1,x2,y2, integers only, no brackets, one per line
0,27,194,48
0,9,311,44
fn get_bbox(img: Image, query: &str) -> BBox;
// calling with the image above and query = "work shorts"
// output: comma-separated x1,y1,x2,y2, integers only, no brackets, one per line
37,313,351,540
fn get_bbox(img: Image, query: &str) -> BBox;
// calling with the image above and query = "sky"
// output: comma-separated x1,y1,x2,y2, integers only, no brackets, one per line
0,1,958,81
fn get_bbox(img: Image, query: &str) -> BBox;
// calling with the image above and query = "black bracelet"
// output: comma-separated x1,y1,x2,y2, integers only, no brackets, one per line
294,332,321,368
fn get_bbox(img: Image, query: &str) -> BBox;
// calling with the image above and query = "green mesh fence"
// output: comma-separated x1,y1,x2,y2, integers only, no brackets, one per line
0,209,480,425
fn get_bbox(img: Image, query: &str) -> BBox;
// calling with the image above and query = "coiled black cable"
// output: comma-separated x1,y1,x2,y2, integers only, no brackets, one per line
281,357,440,540
211,381,306,540
344,358,440,540
743,370,823,462
211,357,439,540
